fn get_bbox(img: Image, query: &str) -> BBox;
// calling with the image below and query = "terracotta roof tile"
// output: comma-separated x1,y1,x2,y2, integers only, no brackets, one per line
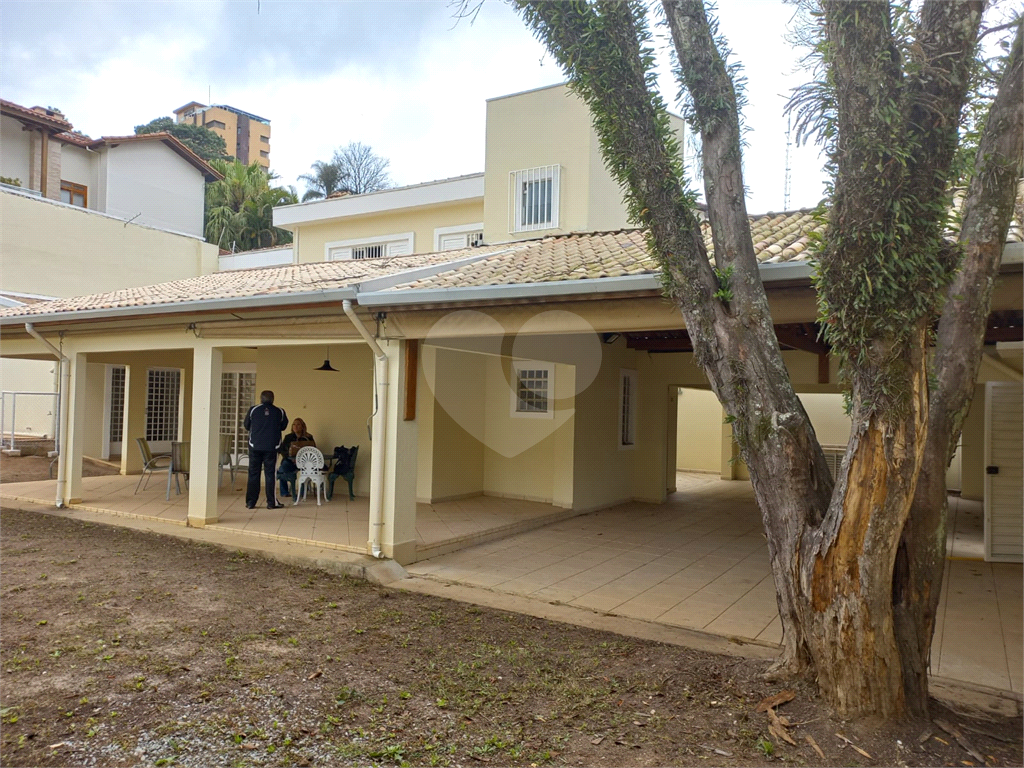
0,246,505,319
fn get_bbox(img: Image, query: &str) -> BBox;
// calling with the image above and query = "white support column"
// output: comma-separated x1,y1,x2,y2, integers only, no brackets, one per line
63,352,89,504
120,364,148,475
379,339,419,564
187,344,223,527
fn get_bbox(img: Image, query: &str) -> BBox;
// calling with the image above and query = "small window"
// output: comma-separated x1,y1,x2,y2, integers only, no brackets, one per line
435,223,485,251
619,369,638,448
510,362,554,419
509,165,560,233
260,135,270,144
60,180,87,207
206,119,226,130
259,150,269,158
326,233,414,261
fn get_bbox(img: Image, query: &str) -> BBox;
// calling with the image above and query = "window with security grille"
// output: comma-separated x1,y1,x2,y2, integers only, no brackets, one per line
352,244,385,259
108,366,125,443
619,369,638,448
511,363,554,418
145,369,181,442
509,165,560,233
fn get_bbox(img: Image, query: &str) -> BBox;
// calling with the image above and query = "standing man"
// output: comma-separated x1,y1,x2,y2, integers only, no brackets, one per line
244,390,289,509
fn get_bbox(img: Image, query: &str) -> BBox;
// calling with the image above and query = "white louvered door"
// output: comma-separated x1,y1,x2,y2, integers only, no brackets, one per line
984,382,1023,562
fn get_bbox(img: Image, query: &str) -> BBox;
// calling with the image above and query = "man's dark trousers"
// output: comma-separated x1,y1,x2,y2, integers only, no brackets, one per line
246,448,278,507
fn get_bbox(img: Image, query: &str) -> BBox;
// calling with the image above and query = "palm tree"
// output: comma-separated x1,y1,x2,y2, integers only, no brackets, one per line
297,160,350,202
204,160,297,251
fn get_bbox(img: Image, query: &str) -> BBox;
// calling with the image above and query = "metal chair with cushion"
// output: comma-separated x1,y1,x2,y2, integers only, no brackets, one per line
135,437,171,494
293,446,327,506
166,441,190,500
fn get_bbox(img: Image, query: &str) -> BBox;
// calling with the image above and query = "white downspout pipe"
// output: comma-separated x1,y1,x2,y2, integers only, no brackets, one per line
342,300,388,558
25,323,70,508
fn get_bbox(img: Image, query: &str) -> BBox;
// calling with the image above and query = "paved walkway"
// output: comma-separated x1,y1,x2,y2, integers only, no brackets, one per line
408,474,1023,695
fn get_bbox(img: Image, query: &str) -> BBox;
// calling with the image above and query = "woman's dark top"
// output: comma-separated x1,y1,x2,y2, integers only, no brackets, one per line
279,432,315,459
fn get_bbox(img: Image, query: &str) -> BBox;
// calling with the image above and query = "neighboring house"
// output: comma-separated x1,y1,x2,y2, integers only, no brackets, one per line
0,208,1019,563
173,101,271,168
2,99,221,237
56,132,222,237
0,99,222,447
0,100,72,200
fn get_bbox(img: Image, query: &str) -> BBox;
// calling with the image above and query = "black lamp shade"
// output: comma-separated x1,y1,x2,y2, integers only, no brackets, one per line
315,359,338,372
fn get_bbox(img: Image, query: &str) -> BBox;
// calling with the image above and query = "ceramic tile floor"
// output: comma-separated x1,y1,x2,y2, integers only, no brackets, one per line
0,473,569,556
409,473,1023,694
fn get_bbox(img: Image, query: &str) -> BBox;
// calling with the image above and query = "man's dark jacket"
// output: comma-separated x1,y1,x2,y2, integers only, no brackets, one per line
244,403,289,451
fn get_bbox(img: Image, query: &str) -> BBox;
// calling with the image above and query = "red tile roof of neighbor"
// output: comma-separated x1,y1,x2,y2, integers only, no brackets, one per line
0,99,72,132
55,132,223,181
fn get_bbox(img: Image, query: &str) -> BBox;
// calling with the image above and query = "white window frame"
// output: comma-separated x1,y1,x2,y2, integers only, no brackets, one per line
618,369,639,449
324,232,415,261
509,165,560,234
509,361,555,420
434,222,485,251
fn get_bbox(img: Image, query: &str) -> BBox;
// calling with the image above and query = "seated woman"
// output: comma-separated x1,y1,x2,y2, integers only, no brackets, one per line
277,418,315,497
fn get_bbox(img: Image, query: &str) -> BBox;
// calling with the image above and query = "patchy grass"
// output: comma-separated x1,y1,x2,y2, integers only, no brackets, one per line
0,507,1020,767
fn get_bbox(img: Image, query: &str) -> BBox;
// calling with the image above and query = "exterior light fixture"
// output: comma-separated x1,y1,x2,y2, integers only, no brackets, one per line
315,346,338,372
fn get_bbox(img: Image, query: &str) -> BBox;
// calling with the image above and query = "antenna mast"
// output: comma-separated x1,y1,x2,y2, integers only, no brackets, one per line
784,115,792,210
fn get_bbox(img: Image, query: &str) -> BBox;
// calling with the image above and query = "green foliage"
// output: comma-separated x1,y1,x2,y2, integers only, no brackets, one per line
0,175,21,187
712,265,734,303
204,160,297,251
299,141,393,200
135,117,229,163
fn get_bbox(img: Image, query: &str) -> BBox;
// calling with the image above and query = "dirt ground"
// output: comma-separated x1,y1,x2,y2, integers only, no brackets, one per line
1,507,1021,768
1,453,121,485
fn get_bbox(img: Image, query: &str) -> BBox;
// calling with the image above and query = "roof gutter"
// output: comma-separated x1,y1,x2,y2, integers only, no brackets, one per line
0,286,359,328
24,324,69,509
355,260,819,308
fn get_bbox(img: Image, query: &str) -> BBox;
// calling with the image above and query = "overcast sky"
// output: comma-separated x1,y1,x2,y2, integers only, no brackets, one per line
1,0,829,213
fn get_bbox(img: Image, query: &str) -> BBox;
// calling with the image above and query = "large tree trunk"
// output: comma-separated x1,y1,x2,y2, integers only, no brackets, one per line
513,0,990,720
893,21,1023,717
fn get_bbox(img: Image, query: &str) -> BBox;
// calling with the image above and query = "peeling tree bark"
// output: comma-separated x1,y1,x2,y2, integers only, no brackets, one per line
894,21,1023,718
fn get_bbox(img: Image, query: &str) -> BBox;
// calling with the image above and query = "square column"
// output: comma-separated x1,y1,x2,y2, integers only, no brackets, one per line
120,363,149,475
378,339,419,564
62,352,89,504
187,345,223,527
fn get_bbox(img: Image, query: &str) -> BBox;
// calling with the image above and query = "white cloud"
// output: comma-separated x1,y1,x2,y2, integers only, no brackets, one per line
1,0,828,213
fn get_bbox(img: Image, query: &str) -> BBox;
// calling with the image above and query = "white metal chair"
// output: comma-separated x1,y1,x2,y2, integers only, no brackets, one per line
293,446,327,506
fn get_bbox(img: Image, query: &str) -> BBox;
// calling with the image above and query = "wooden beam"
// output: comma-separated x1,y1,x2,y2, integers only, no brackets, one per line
775,324,828,355
403,339,419,421
818,352,830,384
626,336,694,351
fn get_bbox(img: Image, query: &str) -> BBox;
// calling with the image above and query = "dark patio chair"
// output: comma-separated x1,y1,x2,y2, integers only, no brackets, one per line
166,441,190,500
326,445,359,501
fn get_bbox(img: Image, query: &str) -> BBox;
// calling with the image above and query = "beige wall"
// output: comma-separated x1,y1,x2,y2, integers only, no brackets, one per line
59,144,100,210
291,199,484,263
961,384,986,501
798,393,850,447
0,190,218,297
425,348,486,501
254,344,375,497
482,84,687,244
676,388,723,472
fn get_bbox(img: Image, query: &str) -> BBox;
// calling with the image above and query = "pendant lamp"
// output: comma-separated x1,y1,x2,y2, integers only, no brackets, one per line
315,346,338,372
